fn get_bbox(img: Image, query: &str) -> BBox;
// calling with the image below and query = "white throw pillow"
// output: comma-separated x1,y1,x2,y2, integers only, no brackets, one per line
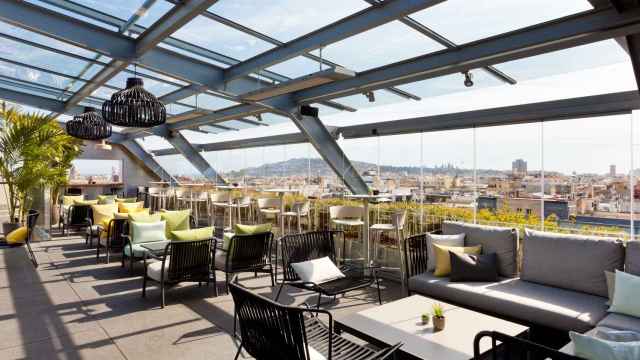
291,257,345,284
427,233,465,271
131,220,168,244
570,331,640,360
609,270,640,318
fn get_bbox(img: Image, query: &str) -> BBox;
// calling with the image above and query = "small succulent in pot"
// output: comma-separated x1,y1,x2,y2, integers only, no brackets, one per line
432,303,446,331
420,313,430,325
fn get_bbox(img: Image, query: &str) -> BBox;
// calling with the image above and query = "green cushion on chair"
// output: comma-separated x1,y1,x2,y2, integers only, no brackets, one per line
115,197,138,203
97,195,116,204
130,221,167,244
63,195,84,206
160,209,191,240
128,213,161,223
234,223,272,235
74,199,98,205
172,226,214,241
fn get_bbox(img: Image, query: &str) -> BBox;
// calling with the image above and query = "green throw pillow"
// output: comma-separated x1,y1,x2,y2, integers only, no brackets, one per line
130,221,167,244
234,223,272,235
74,199,98,205
115,197,138,203
63,195,84,206
609,270,640,318
128,213,161,223
222,232,235,250
172,226,214,241
160,209,191,240
97,195,116,204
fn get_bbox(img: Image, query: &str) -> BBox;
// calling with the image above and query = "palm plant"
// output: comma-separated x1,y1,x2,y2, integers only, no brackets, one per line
0,103,81,225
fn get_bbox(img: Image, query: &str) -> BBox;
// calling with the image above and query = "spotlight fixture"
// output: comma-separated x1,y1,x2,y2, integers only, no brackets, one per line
102,77,166,127
255,114,263,122
365,91,375,102
94,140,112,151
463,71,474,87
66,106,112,140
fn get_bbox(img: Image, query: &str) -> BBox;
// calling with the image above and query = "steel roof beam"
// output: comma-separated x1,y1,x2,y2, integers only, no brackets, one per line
291,7,640,104
223,0,445,82
164,130,227,184
120,139,176,183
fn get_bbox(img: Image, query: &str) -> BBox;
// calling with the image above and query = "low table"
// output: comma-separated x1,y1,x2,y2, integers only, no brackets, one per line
335,295,528,360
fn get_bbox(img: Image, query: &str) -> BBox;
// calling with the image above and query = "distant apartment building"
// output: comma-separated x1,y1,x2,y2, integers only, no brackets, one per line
478,195,569,220
512,159,527,177
610,164,616,177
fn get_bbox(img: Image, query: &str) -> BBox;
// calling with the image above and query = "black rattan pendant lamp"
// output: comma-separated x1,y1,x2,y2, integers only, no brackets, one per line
66,106,112,140
102,67,166,127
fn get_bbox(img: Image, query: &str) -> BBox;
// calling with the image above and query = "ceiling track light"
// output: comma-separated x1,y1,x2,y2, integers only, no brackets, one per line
463,71,474,87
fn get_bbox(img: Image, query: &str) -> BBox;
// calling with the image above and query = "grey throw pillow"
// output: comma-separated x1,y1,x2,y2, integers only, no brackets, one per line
427,233,465,272
449,252,500,282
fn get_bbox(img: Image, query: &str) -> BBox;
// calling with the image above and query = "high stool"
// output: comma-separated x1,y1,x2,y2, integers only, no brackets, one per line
282,201,311,234
191,191,209,226
329,205,365,262
210,192,231,230
229,196,253,225
370,210,407,286
257,198,281,229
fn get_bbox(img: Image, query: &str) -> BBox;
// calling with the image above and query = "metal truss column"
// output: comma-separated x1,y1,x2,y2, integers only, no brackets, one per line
287,108,368,194
164,130,227,184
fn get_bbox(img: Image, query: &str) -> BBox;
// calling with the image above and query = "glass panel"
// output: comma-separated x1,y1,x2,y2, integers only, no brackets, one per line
106,70,179,97
26,0,119,31
411,0,591,44
266,55,325,79
172,15,275,61
180,93,238,111
0,58,73,90
68,0,171,25
70,159,123,184
209,0,369,42
154,154,201,179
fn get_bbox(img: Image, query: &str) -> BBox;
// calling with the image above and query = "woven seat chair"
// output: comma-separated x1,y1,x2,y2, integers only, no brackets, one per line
229,278,401,360
62,204,93,241
142,238,214,308
96,217,128,264
25,209,39,268
473,331,583,360
275,231,382,309
214,231,275,293
403,233,429,295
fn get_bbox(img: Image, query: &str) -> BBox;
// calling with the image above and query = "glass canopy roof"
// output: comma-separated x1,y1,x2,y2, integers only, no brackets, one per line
0,0,632,148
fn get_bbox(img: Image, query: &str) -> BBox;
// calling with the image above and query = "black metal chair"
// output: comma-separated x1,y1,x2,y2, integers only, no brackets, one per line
61,204,93,239
214,231,275,293
229,278,401,360
473,331,584,360
25,209,39,268
142,238,214,308
403,233,429,295
276,231,382,309
96,218,128,264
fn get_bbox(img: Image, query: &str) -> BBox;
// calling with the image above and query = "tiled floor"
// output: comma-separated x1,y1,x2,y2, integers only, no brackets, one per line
0,233,401,359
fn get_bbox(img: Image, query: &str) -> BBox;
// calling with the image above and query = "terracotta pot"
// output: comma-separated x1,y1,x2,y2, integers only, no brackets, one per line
433,316,446,331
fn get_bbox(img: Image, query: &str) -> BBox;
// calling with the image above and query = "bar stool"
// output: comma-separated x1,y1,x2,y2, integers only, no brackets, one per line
210,192,231,229
147,187,166,212
282,200,311,234
369,209,407,286
229,196,253,225
191,191,210,226
174,188,189,210
257,198,281,227
329,205,365,261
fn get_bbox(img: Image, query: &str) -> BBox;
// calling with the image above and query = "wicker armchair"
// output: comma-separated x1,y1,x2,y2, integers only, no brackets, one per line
473,331,584,360
61,204,93,241
214,231,275,293
142,238,214,308
403,233,429,295
229,278,401,360
25,209,39,268
96,218,128,264
276,231,381,309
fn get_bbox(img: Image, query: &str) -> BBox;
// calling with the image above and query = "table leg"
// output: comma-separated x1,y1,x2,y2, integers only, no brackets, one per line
279,193,285,236
363,200,370,266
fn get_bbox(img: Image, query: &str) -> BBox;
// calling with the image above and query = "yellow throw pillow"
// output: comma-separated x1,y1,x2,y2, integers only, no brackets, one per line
115,197,138,203
172,226,214,241
74,199,98,206
63,195,84,206
234,223,272,235
97,195,116,204
6,226,27,245
160,210,191,240
128,213,161,223
433,244,482,277
91,203,118,227
118,201,144,213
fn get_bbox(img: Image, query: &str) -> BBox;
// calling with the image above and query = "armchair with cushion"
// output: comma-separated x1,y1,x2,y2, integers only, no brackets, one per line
96,217,128,264
142,238,214,308
230,278,401,360
275,231,381,309
61,203,93,239
124,220,169,273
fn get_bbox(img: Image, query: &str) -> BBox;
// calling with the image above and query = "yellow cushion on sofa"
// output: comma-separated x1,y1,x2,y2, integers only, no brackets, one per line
6,226,27,244
234,223,272,235
74,199,98,206
91,203,118,226
63,195,84,206
128,212,161,223
433,244,482,277
115,197,138,203
118,201,144,213
160,210,191,240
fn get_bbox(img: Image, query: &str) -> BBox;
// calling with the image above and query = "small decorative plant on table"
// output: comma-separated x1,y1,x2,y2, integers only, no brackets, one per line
420,313,430,326
432,303,446,331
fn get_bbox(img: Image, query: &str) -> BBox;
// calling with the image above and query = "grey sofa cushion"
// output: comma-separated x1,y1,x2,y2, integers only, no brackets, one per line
408,273,608,333
442,221,518,277
626,241,640,276
598,313,640,333
521,229,625,298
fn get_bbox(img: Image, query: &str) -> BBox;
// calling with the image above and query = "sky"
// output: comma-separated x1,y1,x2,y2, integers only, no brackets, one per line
2,1,637,176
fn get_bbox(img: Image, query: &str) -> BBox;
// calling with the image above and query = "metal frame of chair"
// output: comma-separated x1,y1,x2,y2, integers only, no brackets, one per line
25,209,39,268
96,217,128,264
229,277,401,360
275,231,382,309
403,233,429,295
473,331,584,360
214,231,275,293
62,204,93,240
142,238,214,308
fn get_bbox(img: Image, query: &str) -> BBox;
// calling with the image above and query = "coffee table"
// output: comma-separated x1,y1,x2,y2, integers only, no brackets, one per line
335,295,528,360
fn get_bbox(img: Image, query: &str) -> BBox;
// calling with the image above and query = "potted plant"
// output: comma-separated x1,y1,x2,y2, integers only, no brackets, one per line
432,303,446,331
420,313,430,326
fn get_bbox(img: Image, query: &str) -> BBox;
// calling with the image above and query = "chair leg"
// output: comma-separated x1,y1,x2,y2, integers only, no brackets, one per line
275,283,284,302
316,294,322,309
225,272,230,294
234,341,243,360
142,275,147,298
96,244,100,262
213,270,219,297
161,282,166,308
233,308,238,338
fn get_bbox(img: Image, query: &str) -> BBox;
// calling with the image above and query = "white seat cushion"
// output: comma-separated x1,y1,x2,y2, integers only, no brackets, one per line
331,219,364,227
308,346,326,360
147,257,170,282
